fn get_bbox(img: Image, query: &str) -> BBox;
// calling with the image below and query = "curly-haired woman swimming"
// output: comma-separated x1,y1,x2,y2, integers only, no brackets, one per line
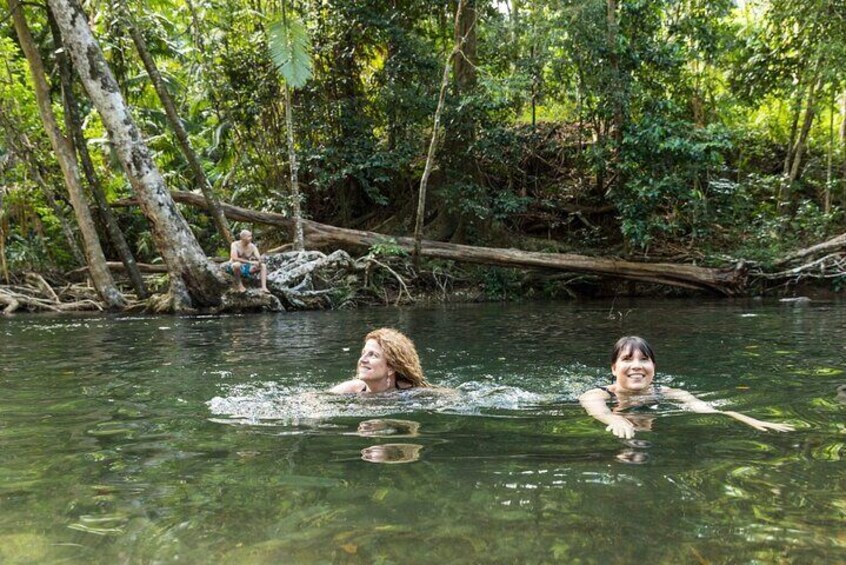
331,328,430,393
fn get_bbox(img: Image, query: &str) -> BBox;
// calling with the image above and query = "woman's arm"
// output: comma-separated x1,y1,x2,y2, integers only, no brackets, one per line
663,387,795,432
579,388,636,439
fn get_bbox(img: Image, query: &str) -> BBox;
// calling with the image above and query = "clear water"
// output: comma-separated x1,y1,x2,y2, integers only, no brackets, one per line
1,299,844,563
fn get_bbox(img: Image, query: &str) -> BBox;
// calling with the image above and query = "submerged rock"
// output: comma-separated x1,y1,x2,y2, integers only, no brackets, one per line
219,289,284,313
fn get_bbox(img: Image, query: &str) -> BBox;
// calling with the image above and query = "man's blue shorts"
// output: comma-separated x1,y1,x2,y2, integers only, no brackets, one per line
223,262,255,280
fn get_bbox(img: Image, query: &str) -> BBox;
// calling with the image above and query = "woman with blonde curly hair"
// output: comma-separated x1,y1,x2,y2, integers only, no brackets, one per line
331,328,430,393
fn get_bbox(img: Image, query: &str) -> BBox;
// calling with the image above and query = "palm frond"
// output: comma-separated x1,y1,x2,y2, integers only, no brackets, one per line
267,16,313,89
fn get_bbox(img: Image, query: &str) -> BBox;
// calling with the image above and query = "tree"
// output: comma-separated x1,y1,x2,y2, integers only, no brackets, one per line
115,0,233,246
8,0,125,308
413,0,467,264
841,89,846,200
47,0,228,310
0,113,85,267
268,2,313,251
48,11,149,299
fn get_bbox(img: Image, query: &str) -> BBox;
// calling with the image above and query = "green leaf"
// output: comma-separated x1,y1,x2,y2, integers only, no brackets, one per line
812,367,844,376
267,16,313,89
793,367,845,377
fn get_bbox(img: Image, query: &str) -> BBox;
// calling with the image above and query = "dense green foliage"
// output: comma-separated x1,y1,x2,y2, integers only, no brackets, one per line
1,0,844,278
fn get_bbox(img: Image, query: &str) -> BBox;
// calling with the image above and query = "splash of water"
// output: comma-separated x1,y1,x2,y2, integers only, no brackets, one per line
206,364,615,425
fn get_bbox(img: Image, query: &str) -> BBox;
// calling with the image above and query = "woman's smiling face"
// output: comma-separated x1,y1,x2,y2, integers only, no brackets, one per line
611,345,655,393
357,339,394,383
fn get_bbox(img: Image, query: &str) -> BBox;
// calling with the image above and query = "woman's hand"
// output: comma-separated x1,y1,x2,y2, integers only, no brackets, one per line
580,389,637,438
725,411,795,432
606,415,636,439
755,421,795,432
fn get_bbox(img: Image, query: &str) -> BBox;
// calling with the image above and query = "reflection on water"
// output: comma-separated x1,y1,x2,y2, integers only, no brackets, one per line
361,443,423,464
0,299,845,563
615,439,653,465
356,418,421,437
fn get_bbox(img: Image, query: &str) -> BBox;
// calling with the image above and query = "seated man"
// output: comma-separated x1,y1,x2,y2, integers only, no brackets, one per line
223,230,269,292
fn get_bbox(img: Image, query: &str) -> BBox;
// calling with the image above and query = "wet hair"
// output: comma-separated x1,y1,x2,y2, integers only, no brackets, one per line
365,328,430,388
611,336,656,366
239,229,252,239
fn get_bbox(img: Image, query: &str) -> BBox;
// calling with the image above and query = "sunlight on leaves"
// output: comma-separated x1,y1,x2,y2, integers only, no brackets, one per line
268,15,313,88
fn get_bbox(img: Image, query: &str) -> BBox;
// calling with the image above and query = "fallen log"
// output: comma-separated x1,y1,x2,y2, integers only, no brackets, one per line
774,232,846,267
114,192,746,294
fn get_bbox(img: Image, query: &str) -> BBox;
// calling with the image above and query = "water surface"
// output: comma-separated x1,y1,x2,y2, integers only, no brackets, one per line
1,299,843,563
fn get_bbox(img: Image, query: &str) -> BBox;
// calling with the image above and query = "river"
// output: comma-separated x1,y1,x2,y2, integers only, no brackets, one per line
1,298,843,563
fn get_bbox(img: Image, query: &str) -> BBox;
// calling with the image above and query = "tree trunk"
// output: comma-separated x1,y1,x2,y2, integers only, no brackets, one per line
39,173,86,267
606,0,623,173
788,78,820,185
778,85,804,210
0,109,87,267
453,0,477,92
156,191,746,295
47,0,228,310
782,86,803,176
116,0,233,245
825,86,835,214
49,11,149,298
284,84,305,251
0,189,8,284
413,0,466,264
8,0,125,308
438,0,478,243
840,89,846,204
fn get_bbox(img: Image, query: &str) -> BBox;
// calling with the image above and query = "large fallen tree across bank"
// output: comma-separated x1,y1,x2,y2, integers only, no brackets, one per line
118,192,746,295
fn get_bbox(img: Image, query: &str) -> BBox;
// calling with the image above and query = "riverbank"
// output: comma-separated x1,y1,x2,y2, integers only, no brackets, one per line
1,248,841,315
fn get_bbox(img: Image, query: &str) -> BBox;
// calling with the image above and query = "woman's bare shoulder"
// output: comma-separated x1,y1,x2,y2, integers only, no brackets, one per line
579,387,611,401
330,379,364,394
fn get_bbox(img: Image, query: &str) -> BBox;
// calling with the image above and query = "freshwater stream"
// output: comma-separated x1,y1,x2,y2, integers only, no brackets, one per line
1,298,843,563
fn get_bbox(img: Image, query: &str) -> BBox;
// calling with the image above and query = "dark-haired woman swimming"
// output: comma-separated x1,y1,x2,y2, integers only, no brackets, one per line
579,336,795,439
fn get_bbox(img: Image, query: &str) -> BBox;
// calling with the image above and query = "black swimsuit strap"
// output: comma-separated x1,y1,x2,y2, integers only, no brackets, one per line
600,384,663,398
359,379,402,392
599,385,616,398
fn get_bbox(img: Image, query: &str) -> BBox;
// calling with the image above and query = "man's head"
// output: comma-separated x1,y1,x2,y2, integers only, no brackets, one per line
239,230,252,242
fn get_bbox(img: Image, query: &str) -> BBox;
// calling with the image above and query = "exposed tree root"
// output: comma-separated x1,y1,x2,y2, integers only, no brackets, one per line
0,275,108,314
360,256,413,306
265,250,356,310
66,261,168,279
32,250,407,314
774,232,846,268
752,253,846,290
750,231,846,291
